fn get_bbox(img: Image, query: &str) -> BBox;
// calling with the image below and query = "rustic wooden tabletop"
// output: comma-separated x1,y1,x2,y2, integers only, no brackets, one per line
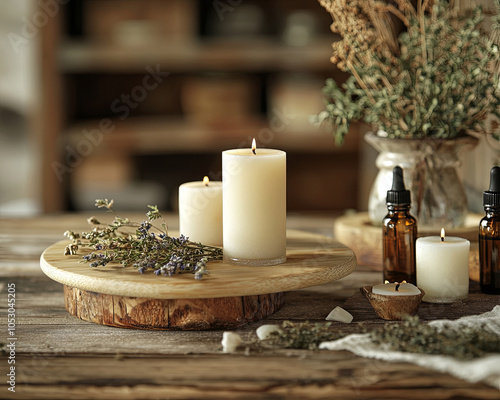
1,212,499,399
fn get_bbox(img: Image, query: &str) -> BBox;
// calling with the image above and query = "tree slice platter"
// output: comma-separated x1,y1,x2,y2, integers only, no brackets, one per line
40,230,356,330
334,212,481,276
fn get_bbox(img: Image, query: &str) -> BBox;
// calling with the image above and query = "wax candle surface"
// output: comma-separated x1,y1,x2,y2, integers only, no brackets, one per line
179,179,222,246
372,282,421,296
416,235,470,303
222,147,286,265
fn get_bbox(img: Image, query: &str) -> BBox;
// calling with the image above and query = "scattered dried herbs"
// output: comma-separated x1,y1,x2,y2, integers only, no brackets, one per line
63,199,222,279
370,315,500,360
266,316,500,359
266,321,348,350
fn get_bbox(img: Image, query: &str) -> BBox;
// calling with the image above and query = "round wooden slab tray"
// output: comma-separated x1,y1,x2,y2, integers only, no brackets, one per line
40,230,356,330
334,211,481,269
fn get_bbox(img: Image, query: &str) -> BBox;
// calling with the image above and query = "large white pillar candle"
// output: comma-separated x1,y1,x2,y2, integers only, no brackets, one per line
222,140,286,266
416,229,470,303
179,177,222,246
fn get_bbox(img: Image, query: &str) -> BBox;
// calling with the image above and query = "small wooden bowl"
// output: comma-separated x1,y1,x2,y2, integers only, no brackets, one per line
361,286,425,321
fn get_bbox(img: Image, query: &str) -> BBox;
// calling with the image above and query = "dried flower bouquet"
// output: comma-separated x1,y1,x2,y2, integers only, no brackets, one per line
318,0,500,144
64,199,223,280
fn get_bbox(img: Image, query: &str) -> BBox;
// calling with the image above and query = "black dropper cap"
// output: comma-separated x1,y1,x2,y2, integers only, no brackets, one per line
386,166,411,205
484,166,500,207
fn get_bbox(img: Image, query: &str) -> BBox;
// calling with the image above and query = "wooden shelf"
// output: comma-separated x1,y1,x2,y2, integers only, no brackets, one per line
63,116,361,155
38,0,361,212
58,37,336,73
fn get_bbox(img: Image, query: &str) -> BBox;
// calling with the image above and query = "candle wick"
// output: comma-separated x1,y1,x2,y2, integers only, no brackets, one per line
441,236,444,242
395,282,401,291
252,148,256,155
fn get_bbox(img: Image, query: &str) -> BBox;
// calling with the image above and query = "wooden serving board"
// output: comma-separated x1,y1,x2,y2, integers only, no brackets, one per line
334,212,481,273
40,230,356,330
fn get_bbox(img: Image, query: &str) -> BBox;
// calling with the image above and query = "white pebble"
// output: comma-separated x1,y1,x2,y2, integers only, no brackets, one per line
221,331,242,353
256,324,281,340
325,306,353,323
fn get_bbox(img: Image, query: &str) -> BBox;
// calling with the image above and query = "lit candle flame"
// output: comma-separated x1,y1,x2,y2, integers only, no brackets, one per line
203,176,209,186
384,280,390,284
441,228,445,242
251,138,256,155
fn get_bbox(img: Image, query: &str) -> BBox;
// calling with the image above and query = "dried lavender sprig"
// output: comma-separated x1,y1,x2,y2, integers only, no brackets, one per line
63,200,222,279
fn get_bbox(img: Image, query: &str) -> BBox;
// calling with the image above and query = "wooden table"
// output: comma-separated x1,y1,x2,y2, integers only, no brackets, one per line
1,213,499,399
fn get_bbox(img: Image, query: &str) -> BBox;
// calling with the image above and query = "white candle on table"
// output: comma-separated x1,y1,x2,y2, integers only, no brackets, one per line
223,139,286,266
178,176,222,246
372,281,421,296
416,229,470,303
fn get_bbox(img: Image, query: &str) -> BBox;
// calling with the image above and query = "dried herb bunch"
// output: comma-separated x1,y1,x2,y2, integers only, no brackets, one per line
63,199,223,280
318,0,500,144
266,316,500,359
266,321,347,350
370,315,500,359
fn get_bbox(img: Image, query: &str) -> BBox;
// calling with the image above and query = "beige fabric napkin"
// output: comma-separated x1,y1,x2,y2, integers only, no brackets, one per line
319,305,500,389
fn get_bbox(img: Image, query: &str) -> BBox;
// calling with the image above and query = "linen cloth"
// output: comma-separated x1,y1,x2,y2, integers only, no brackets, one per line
319,305,500,389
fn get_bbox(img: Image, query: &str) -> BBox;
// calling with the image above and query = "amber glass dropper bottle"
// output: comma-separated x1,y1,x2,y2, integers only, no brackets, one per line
479,166,500,294
382,166,417,284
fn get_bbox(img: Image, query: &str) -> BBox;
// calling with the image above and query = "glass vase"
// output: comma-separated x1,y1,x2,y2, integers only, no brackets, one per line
365,132,478,229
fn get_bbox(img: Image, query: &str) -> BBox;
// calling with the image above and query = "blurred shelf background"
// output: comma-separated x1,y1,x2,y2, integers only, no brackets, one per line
1,0,497,216
35,0,369,213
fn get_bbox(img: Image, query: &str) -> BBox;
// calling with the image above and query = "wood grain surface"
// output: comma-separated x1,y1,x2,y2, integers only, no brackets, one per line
1,213,499,399
40,230,357,299
63,285,285,330
334,211,481,271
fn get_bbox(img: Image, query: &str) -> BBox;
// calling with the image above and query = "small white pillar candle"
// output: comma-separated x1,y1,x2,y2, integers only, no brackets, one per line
178,176,222,246
223,139,286,266
372,281,421,296
416,229,470,303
